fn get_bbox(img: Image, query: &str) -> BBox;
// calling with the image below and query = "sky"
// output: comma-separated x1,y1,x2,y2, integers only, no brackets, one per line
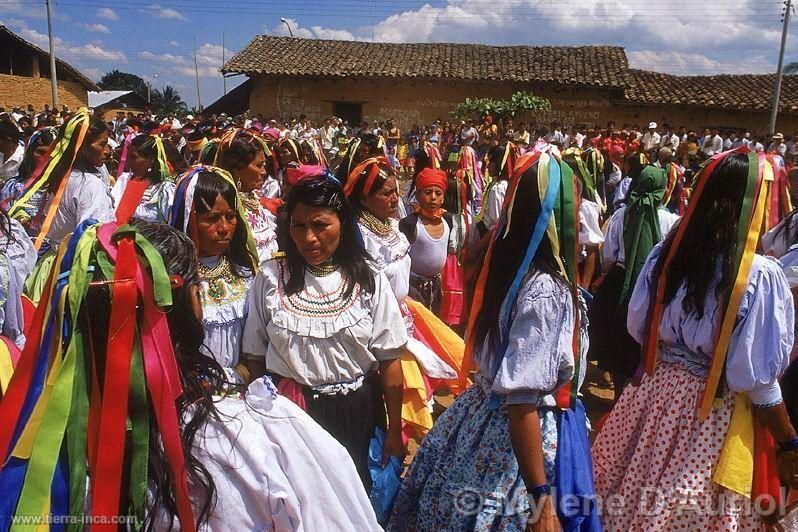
1,0,796,109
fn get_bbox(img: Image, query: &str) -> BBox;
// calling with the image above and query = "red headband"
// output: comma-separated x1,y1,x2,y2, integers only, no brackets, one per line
285,164,327,186
416,168,448,192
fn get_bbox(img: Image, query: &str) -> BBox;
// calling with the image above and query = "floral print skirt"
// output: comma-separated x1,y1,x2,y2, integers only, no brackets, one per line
387,376,559,531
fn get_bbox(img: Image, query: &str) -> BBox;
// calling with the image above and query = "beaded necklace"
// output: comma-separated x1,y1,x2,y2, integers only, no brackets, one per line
306,258,337,277
359,210,393,237
198,256,247,307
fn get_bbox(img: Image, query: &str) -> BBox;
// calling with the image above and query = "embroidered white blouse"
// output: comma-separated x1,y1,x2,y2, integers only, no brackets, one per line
473,271,588,407
358,218,411,301
198,256,254,374
242,259,408,387
38,169,115,245
242,193,279,267
110,172,175,223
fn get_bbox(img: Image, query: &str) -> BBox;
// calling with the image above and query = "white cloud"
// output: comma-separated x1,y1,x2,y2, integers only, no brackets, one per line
0,0,43,18
145,4,187,21
268,18,355,41
628,50,772,76
5,19,126,63
259,0,786,75
96,7,119,21
79,22,110,34
169,40,179,47
82,67,102,81
139,43,229,78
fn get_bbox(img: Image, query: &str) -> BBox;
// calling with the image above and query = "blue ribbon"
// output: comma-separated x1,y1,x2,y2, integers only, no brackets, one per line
489,158,561,381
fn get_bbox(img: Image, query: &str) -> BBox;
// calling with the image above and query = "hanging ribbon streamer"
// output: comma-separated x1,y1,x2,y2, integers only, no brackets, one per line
638,147,771,421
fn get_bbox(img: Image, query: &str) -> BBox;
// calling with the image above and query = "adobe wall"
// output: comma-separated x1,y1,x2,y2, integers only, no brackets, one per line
0,74,88,111
247,75,798,135
248,75,620,130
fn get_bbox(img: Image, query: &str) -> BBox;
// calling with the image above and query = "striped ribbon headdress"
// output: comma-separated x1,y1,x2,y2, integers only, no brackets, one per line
169,165,259,271
0,221,198,531
460,149,582,408
9,108,92,250
639,146,774,420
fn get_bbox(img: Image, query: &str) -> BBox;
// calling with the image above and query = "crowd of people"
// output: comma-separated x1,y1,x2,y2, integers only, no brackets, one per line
0,101,798,531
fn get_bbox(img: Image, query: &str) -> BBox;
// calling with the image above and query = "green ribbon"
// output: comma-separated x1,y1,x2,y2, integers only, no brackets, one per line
127,337,149,530
619,165,667,305
12,225,96,530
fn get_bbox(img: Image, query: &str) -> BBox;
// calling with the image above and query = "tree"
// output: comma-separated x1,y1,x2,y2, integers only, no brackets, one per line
151,85,188,116
785,62,798,75
451,91,551,120
98,70,149,99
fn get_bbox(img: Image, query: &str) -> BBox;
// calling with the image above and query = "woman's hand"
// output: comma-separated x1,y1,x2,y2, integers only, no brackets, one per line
381,426,406,466
526,495,560,532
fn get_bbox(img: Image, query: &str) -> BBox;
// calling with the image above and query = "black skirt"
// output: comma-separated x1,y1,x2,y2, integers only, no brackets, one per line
301,373,386,491
587,264,643,379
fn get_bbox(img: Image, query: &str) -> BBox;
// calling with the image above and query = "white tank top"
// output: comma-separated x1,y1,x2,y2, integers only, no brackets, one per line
409,217,449,277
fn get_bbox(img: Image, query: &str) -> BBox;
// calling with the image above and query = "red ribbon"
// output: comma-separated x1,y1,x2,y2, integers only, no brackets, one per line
96,225,196,531
115,178,149,225
91,236,138,529
0,266,55,464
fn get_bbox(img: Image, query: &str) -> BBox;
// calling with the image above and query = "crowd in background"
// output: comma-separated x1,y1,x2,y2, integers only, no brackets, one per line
1,100,798,531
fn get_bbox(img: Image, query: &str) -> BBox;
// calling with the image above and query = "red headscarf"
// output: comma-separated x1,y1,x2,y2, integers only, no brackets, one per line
285,164,327,186
416,168,448,192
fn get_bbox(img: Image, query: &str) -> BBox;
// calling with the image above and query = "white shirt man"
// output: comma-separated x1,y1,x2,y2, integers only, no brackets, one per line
659,131,679,151
702,131,723,156
321,123,338,151
545,128,564,145
642,123,661,152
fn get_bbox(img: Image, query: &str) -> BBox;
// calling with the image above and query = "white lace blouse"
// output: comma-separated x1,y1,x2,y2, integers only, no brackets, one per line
358,218,411,301
198,255,254,374
242,259,408,388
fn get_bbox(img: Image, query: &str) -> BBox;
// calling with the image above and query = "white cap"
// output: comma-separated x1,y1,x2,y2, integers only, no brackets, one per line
186,114,194,120
648,121,657,129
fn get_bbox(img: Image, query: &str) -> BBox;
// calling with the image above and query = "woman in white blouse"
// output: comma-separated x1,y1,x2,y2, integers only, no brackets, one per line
208,128,279,266
111,134,183,224
7,110,115,246
243,174,407,489
170,165,258,386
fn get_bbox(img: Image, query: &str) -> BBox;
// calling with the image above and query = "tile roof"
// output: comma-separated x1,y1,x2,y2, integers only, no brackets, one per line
222,36,629,88
0,26,99,91
625,69,798,113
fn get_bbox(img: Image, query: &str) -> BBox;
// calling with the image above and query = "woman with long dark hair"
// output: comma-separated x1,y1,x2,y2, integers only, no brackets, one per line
389,152,599,531
590,163,679,397
0,219,379,530
8,110,114,246
170,165,259,386
243,175,407,489
212,128,279,265
594,149,798,529
111,134,183,224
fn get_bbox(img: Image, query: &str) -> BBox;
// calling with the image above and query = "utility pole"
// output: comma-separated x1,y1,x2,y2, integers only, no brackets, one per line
770,0,793,134
194,36,202,111
45,0,58,108
371,0,375,41
222,32,227,95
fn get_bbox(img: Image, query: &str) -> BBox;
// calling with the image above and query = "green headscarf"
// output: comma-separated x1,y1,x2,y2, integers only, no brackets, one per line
619,165,667,304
